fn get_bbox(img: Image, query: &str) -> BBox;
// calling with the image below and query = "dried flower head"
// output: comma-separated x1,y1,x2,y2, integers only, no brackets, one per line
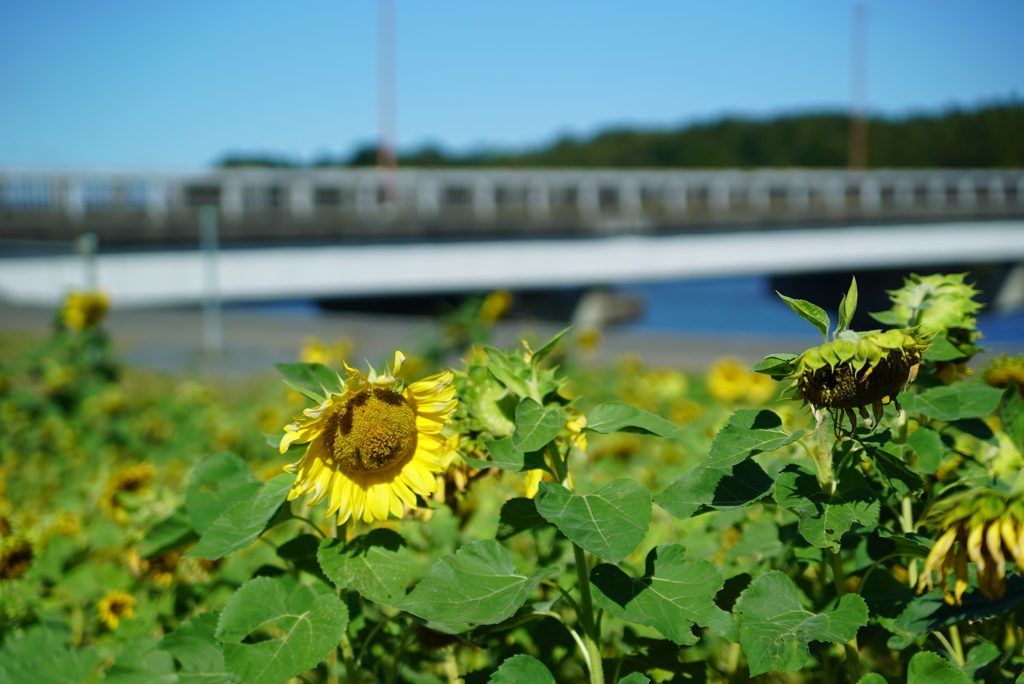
917,489,1024,604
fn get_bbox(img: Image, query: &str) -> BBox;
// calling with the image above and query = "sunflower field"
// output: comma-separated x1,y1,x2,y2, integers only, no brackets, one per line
3,274,1024,684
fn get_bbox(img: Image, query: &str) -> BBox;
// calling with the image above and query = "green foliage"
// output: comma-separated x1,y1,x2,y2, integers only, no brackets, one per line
735,571,868,676
535,479,651,564
217,576,349,684
590,544,733,644
5,272,1024,683
399,540,558,628
221,102,1024,169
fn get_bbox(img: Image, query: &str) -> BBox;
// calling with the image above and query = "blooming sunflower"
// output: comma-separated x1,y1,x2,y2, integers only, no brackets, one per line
280,352,458,524
984,355,1024,394
61,289,110,331
97,590,136,630
99,463,156,524
707,357,750,403
918,489,1024,604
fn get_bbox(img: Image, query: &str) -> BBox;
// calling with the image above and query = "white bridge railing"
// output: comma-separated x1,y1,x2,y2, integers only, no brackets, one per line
2,166,1023,244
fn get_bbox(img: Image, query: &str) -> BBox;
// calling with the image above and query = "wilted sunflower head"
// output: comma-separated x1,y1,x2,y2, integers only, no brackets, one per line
61,289,110,332
918,488,1024,604
786,328,929,431
280,351,458,525
0,536,34,581
97,590,136,630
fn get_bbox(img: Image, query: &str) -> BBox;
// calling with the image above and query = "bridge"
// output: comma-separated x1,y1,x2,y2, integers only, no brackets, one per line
1,167,1024,311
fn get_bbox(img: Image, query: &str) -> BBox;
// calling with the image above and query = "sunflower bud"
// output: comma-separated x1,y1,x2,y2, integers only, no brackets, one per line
918,489,1024,604
877,273,983,381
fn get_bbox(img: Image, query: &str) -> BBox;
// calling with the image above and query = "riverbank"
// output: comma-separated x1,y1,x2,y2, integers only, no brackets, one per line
4,298,1022,381
0,300,830,378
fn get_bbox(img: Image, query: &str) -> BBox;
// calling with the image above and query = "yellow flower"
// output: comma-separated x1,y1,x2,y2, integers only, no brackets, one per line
707,357,750,403
478,290,514,325
61,289,110,331
918,489,1024,604
984,355,1024,393
280,351,458,524
746,370,777,404
97,590,136,630
99,463,156,524
299,336,355,367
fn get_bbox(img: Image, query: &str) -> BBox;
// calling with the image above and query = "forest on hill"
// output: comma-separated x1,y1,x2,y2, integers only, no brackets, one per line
219,101,1024,169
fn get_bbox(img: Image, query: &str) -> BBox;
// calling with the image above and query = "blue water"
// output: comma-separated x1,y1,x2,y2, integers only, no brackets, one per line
235,275,1024,346
618,276,1024,345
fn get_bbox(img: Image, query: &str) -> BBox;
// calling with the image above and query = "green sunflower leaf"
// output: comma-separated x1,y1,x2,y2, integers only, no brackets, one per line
277,534,330,584
534,480,651,564
584,401,683,437
187,474,293,561
400,540,558,627
317,529,411,606
837,277,858,334
884,577,1024,649
705,409,805,469
489,655,557,684
751,353,798,378
139,506,199,558
655,459,774,519
496,497,548,541
217,576,348,684
898,385,961,421
104,638,177,684
0,625,100,684
483,346,532,399
618,674,653,684
735,571,868,677
900,383,1004,422
923,336,968,362
512,398,565,452
274,362,338,401
1001,384,1024,456
907,651,971,684
591,544,734,645
160,611,240,684
530,326,571,368
460,437,549,473
186,452,261,535
905,426,948,473
774,464,879,551
777,292,830,341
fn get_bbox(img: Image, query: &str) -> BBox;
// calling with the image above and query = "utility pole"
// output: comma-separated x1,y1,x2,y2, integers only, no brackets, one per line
377,0,396,170
848,4,869,171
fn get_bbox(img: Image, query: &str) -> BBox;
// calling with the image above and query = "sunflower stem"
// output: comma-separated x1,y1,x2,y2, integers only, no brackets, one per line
571,543,605,684
948,624,966,666
816,413,835,494
828,549,863,682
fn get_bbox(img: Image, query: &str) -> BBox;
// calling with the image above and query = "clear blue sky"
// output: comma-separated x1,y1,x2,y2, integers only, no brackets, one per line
1,0,1021,168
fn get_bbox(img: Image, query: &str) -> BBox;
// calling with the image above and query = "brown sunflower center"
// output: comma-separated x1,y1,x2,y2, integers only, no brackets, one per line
801,352,915,410
328,388,418,473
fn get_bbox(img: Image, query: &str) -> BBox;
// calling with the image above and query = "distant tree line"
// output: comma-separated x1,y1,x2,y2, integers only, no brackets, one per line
218,100,1024,169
